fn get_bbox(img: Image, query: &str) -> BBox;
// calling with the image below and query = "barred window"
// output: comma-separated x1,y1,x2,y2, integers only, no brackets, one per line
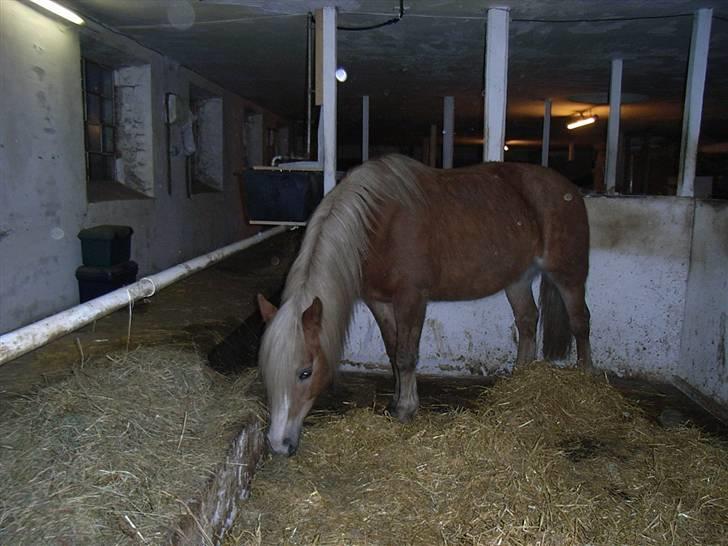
82,59,115,182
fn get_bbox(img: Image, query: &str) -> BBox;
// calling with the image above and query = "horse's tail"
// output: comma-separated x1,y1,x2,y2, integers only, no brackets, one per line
539,274,572,360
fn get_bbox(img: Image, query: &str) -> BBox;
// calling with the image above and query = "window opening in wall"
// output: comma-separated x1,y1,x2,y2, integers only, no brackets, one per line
82,59,116,183
188,88,223,195
189,97,210,194
81,45,154,203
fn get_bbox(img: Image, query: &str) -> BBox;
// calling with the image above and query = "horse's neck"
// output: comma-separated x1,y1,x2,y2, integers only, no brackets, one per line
288,236,361,366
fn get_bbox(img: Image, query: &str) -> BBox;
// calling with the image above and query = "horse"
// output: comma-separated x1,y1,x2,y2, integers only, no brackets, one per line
257,154,592,456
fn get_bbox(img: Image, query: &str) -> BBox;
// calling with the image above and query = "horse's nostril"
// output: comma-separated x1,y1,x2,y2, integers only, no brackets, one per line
282,437,298,456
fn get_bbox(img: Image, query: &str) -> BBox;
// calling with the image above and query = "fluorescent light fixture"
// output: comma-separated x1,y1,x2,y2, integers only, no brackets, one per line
567,115,597,130
28,0,84,25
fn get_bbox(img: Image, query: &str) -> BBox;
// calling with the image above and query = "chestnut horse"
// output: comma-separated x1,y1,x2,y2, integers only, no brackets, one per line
257,154,591,456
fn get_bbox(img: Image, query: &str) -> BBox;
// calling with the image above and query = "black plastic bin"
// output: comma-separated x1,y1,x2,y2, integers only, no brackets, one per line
243,169,323,224
76,261,138,302
78,225,133,267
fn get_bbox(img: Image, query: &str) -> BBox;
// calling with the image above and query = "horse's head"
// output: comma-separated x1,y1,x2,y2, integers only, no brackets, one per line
257,293,332,456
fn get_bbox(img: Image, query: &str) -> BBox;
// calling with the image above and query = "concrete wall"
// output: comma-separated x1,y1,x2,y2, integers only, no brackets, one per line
0,0,283,333
0,1,86,333
342,196,728,405
680,200,728,404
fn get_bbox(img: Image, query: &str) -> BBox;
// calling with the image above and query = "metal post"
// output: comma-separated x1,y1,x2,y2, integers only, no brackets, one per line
362,95,370,163
429,124,438,167
541,98,551,167
442,96,454,168
605,58,623,194
678,8,712,197
483,7,510,162
320,6,337,193
306,13,313,159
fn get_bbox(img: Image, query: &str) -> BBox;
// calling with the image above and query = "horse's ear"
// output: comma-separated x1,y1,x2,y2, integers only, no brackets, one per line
257,293,278,323
301,297,323,333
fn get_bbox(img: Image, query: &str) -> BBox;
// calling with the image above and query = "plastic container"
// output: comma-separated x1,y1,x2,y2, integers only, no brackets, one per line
243,169,323,224
75,260,138,303
78,225,133,267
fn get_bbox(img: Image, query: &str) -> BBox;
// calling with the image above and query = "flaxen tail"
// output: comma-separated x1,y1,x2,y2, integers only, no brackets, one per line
539,274,572,360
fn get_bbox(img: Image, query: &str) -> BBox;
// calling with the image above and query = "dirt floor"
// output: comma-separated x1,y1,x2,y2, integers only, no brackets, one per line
1,227,726,441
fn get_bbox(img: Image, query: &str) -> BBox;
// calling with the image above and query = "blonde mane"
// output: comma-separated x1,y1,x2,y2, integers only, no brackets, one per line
259,155,430,394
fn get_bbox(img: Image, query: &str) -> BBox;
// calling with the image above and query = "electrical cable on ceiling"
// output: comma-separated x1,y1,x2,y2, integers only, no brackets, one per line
337,0,404,31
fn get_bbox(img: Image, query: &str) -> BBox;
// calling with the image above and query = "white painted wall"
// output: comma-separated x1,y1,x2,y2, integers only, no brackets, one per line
343,196,728,405
0,1,284,333
115,65,155,195
680,200,728,404
0,1,86,333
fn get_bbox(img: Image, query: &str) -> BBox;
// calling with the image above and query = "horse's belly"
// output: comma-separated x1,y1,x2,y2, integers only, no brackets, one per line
364,241,536,302
429,257,533,301
363,196,540,302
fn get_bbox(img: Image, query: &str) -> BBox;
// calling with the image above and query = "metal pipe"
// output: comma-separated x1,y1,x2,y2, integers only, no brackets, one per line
0,226,288,366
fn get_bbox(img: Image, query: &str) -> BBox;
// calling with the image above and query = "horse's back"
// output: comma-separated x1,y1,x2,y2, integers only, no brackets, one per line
362,159,589,302
447,162,590,280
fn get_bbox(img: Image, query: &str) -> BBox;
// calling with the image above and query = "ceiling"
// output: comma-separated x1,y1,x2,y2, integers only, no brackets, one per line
66,0,728,156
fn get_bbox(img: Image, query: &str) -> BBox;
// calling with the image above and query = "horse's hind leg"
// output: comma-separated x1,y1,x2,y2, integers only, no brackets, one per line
505,269,538,366
550,275,593,370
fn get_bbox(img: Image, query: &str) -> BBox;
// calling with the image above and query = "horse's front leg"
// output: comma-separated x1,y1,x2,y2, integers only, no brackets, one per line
389,290,427,422
365,300,400,409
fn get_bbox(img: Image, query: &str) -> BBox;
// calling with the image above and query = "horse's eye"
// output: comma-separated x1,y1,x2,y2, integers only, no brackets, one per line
298,367,312,381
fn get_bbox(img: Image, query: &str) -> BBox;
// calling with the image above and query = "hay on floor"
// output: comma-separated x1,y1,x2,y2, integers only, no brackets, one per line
232,361,728,545
0,347,262,545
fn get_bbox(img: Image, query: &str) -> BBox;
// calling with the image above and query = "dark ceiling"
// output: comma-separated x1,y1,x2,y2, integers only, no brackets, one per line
67,1,728,156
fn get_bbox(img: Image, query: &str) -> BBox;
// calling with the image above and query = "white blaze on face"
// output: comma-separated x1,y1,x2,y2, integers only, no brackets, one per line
267,393,291,454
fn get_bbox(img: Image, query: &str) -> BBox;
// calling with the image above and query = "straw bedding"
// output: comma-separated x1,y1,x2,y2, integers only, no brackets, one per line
232,362,728,545
0,347,261,545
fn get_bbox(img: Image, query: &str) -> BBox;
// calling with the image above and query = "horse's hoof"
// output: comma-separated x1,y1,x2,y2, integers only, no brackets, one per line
578,362,600,376
387,405,417,423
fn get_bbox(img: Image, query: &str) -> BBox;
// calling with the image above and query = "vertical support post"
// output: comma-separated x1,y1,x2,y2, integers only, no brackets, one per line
483,7,510,162
678,8,712,197
318,6,337,194
605,58,623,194
541,98,551,167
306,13,313,159
362,95,369,163
429,124,438,167
568,142,575,162
442,96,454,169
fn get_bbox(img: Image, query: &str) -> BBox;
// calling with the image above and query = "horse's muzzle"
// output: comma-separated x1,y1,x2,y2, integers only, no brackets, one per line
267,434,299,457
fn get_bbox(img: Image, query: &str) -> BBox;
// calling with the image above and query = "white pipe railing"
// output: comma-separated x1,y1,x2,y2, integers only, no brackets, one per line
0,226,288,366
